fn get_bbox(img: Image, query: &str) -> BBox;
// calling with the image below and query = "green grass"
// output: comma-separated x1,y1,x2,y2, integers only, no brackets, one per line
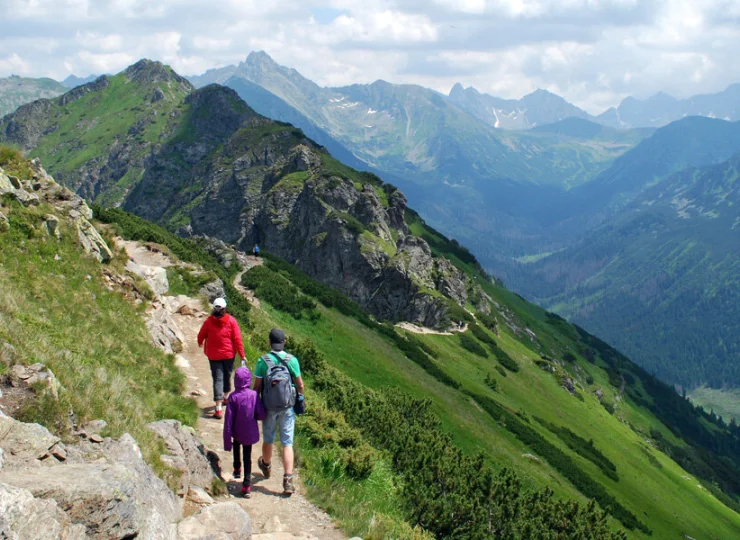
0,198,198,488
84,205,740,538
0,145,34,180
689,387,740,423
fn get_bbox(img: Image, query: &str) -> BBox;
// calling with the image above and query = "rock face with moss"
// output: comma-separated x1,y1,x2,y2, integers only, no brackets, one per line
0,62,490,328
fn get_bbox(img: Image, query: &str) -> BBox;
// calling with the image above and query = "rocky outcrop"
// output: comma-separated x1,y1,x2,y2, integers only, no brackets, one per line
147,420,217,506
8,362,61,398
0,481,87,540
126,259,170,296
177,502,252,540
0,414,182,539
75,214,113,263
147,307,185,354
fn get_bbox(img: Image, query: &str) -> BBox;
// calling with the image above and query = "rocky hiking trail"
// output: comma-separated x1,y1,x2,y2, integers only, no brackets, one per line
123,241,345,540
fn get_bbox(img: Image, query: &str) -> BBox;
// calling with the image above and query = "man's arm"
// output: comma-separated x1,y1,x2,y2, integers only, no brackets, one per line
295,376,305,395
253,377,262,392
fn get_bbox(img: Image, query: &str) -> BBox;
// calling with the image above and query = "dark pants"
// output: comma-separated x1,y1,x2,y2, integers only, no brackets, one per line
209,358,234,402
233,442,252,486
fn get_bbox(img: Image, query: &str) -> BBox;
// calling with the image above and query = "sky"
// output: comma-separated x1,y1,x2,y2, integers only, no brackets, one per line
2,0,740,113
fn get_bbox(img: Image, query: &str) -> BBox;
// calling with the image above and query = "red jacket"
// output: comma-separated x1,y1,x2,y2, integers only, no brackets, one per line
197,313,245,361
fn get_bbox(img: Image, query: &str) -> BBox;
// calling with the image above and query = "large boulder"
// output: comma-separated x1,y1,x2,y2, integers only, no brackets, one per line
0,169,14,194
126,259,170,296
0,433,181,540
75,216,113,263
147,420,216,504
177,502,252,540
0,414,61,469
147,307,185,354
0,481,87,540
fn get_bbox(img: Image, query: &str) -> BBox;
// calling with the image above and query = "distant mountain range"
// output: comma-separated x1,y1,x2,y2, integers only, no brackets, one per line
182,52,740,391
61,74,99,88
0,75,66,118
599,85,740,128
448,84,594,129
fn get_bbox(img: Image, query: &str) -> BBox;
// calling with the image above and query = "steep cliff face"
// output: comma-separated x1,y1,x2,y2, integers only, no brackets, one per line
125,86,474,327
1,65,488,328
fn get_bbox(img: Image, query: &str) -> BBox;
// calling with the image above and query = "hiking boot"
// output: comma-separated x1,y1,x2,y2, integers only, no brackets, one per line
258,457,271,479
212,409,223,419
283,475,295,495
233,468,241,480
241,484,251,498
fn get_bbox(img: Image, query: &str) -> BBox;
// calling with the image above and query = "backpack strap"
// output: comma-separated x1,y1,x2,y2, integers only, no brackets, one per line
268,352,295,384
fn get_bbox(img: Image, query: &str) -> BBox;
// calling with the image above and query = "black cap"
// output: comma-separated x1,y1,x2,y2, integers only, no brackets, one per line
269,328,286,344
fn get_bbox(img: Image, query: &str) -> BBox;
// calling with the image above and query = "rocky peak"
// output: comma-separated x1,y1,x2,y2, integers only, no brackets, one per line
124,59,193,91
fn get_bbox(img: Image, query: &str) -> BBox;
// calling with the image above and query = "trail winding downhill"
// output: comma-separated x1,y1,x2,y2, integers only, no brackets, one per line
122,243,344,540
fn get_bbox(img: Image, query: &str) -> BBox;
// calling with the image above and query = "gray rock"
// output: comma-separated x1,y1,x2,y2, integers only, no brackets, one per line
0,170,14,193
199,279,225,303
187,486,214,505
8,363,61,397
0,481,87,540
8,175,22,190
147,308,185,354
147,420,215,501
561,377,577,395
126,260,170,296
177,502,252,540
0,211,9,233
11,189,40,207
43,214,61,239
75,216,112,263
434,257,467,308
0,432,181,540
0,414,60,469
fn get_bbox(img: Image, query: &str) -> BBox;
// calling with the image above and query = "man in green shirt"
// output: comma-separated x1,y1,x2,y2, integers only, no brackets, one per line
253,328,305,494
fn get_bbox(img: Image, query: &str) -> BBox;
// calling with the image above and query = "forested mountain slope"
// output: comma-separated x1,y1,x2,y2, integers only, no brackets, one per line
521,153,740,388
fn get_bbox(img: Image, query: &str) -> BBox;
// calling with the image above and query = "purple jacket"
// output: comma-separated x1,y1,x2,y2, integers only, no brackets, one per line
224,367,266,450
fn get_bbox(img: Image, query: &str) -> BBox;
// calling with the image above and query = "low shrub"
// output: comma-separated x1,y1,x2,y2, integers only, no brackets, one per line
242,266,319,320
458,332,488,358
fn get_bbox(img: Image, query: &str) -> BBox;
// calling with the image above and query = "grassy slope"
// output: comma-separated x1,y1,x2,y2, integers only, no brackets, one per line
257,300,740,539
26,69,189,205
91,203,740,538
0,195,197,488
690,387,740,424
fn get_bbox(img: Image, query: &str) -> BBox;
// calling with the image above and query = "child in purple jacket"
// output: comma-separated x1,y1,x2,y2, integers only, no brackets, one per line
224,366,265,497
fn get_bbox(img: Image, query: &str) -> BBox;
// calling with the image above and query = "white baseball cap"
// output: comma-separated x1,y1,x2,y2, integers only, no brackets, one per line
213,298,227,309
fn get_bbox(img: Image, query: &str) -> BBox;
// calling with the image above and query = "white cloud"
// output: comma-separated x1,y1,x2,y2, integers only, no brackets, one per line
0,0,739,113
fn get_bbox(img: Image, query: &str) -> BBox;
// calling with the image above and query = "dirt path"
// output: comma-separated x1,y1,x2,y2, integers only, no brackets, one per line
233,256,262,308
396,321,468,335
123,243,344,540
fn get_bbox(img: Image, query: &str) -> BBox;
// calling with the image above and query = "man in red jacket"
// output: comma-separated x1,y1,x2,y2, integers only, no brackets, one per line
197,298,247,419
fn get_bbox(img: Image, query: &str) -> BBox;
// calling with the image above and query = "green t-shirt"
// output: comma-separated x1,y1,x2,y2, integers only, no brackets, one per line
254,350,301,380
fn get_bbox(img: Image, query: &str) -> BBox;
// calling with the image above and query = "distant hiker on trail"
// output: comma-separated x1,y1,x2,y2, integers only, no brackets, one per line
253,244,260,258
253,328,305,495
197,297,247,419
224,366,265,498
